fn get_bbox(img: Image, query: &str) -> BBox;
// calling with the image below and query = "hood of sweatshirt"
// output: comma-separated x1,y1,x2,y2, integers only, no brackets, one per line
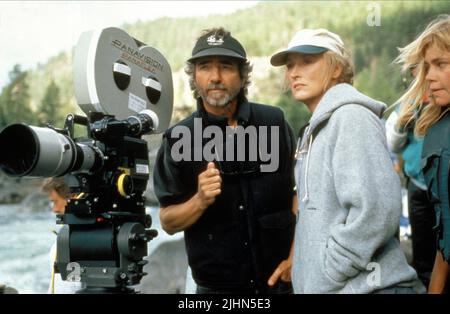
304,83,386,143
298,83,387,203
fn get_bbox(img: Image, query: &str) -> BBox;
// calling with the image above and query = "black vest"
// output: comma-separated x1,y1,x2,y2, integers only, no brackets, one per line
160,101,295,291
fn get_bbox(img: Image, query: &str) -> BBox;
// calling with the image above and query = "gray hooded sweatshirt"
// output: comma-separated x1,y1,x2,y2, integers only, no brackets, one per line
292,83,422,294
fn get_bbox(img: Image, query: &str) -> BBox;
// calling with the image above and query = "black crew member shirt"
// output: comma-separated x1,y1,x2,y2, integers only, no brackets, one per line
153,98,296,293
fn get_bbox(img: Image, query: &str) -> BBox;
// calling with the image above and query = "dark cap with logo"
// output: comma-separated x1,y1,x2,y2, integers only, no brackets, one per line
188,32,247,63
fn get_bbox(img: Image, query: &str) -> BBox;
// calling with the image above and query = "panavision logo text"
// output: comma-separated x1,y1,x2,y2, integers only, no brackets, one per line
111,39,164,72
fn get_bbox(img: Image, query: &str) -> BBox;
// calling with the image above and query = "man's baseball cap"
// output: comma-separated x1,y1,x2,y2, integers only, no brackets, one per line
270,28,345,66
188,32,247,63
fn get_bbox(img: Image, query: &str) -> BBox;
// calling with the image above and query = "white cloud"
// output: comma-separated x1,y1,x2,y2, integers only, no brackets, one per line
0,1,258,88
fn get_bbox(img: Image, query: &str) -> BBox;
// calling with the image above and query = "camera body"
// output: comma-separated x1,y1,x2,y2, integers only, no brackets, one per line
55,110,158,291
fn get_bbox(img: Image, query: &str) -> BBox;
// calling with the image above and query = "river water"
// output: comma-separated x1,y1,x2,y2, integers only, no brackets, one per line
0,204,179,294
1,191,411,294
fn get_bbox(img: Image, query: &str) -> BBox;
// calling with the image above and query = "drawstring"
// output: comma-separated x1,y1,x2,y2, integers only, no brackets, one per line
301,134,313,203
294,137,302,159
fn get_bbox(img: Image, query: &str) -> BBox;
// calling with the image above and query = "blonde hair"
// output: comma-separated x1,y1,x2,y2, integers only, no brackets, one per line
395,14,450,137
322,48,354,88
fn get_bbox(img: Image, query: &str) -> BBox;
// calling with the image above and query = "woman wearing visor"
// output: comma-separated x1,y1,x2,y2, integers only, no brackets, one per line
270,29,422,293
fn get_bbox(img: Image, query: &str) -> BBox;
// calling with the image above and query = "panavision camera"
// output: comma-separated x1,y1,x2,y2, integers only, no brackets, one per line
0,27,173,293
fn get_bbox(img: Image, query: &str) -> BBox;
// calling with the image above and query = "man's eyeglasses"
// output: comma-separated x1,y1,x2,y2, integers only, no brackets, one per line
214,159,261,176
214,149,261,176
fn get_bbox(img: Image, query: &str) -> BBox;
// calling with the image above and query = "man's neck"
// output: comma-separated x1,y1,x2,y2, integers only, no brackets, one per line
203,98,238,127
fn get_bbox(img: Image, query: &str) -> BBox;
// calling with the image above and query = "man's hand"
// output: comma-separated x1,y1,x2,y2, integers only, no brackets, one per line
196,162,222,210
268,258,292,287
428,251,449,294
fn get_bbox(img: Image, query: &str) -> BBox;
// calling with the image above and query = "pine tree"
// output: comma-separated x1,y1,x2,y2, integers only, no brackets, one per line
39,80,62,127
275,91,311,138
0,88,7,129
0,64,35,127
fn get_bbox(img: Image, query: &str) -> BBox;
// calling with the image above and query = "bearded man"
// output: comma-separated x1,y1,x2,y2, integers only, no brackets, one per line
153,27,296,294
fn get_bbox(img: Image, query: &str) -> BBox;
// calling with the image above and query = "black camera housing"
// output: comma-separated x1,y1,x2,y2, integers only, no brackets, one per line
54,111,158,293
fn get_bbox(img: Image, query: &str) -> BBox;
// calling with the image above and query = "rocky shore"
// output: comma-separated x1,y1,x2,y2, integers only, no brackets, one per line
136,238,189,294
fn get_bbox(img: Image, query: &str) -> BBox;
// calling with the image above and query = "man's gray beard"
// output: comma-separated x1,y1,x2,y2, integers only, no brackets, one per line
198,88,240,107
206,94,233,107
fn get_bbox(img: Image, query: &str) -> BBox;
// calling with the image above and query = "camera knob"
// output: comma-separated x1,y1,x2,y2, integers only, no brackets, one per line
117,173,133,197
145,229,158,241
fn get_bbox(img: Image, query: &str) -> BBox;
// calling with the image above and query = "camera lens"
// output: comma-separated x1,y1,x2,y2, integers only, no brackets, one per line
0,124,97,177
0,124,38,176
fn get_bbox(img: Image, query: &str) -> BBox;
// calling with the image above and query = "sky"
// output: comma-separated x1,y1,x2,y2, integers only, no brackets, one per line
0,1,259,89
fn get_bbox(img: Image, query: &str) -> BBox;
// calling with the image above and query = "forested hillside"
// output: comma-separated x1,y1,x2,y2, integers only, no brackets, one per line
1,1,449,135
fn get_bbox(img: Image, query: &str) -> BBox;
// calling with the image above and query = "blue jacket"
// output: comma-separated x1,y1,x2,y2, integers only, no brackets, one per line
422,110,450,261
385,107,426,189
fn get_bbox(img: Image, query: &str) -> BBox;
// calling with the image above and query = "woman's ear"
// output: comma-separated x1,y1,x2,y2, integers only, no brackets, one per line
332,65,343,80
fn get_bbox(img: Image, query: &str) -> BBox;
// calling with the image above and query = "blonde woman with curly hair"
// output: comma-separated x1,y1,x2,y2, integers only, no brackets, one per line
396,14,450,294
396,15,450,136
